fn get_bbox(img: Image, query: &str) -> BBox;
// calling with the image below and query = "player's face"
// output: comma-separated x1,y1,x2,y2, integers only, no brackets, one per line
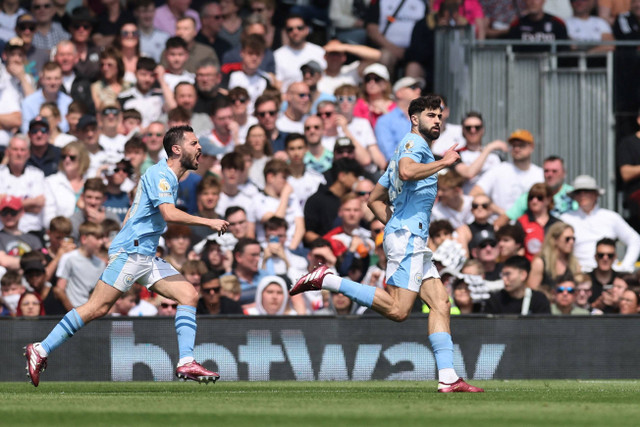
179,132,202,171
415,108,442,141
262,283,285,314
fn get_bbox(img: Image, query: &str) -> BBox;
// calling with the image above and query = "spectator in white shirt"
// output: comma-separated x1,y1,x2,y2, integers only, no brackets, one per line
560,175,640,273
276,81,310,134
432,168,474,229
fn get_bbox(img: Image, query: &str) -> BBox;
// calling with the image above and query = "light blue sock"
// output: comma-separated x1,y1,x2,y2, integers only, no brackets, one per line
41,309,85,355
175,305,197,360
429,332,454,370
337,278,376,308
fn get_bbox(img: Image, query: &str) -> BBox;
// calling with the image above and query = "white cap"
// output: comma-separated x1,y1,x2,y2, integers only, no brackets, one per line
362,63,390,81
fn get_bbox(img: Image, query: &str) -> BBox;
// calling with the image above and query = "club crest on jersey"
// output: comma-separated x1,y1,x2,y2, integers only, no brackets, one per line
404,141,414,152
158,179,170,192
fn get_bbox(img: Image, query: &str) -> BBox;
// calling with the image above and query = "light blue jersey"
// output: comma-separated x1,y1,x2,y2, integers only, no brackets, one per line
378,132,437,240
109,159,178,256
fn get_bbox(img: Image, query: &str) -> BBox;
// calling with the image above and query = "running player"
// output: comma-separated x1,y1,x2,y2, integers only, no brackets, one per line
25,126,229,387
291,95,484,392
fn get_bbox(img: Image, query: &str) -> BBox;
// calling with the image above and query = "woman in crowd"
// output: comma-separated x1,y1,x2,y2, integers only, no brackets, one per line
16,292,45,317
249,0,283,49
245,276,297,315
353,63,395,128
90,46,130,111
114,21,142,85
219,0,243,48
517,183,560,261
39,102,75,148
245,124,273,189
43,141,90,226
528,222,581,292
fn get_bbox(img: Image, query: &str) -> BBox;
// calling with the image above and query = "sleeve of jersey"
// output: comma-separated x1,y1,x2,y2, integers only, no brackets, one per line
377,167,390,189
398,138,427,164
144,170,176,208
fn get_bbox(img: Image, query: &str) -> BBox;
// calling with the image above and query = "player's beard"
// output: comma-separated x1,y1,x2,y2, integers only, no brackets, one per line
419,122,440,142
181,152,200,171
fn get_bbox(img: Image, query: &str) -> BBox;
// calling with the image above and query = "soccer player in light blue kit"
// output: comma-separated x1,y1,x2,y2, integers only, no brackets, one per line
291,95,484,392
25,126,230,387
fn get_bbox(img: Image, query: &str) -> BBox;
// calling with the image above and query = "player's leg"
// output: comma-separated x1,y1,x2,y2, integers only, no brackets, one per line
149,260,219,383
26,280,121,386
291,229,420,321
420,277,483,393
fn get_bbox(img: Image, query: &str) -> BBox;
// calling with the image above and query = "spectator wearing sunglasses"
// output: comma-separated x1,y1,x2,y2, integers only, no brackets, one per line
453,111,507,194
67,7,101,82
318,40,382,95
551,279,590,315
26,115,62,176
254,93,286,153
514,183,561,261
587,237,619,302
30,0,69,51
103,158,133,222
274,14,326,93
353,63,395,129
469,228,502,281
560,175,640,273
0,195,43,270
276,81,310,134
14,13,50,80
133,0,170,63
528,221,581,292
456,193,497,258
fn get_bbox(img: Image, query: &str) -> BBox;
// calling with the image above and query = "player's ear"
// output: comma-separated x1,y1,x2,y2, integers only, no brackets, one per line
410,114,419,127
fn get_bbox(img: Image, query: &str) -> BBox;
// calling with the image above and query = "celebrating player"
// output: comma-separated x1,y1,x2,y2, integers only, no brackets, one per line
25,126,229,387
291,95,484,392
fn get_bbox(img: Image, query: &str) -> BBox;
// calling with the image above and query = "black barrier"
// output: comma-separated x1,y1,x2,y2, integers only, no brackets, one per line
2,316,640,381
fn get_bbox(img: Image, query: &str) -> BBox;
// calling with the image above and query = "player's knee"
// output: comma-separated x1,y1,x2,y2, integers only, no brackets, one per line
388,307,410,323
176,284,199,307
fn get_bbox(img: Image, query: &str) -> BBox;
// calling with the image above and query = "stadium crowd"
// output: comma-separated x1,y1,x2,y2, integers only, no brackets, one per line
1,0,640,318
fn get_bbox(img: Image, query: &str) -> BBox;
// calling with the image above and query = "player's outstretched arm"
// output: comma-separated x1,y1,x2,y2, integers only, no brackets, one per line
368,183,392,225
158,203,229,234
398,144,460,181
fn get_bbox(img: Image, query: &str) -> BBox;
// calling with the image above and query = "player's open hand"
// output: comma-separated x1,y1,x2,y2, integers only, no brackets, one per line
209,219,229,236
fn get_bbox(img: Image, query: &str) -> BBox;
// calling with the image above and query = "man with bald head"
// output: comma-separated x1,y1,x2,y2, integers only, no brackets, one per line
276,82,310,134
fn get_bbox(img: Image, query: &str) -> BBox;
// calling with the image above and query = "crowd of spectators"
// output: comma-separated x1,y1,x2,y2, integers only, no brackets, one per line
0,0,639,318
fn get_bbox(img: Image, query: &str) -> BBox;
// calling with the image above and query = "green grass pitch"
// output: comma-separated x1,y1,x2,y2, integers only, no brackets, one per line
1,380,639,427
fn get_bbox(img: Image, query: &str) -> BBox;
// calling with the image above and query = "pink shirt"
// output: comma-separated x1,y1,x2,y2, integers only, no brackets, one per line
153,5,201,36
432,0,485,25
353,98,396,129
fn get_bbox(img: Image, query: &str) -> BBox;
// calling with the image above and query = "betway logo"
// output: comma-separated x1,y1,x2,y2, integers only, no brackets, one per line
110,321,505,381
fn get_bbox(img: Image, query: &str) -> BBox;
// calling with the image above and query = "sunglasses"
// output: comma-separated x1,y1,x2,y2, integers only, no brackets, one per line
372,228,384,234
33,3,52,10
62,154,77,161
203,287,221,294
356,191,371,197
102,108,120,116
72,23,92,30
29,126,49,134
145,132,163,138
121,30,140,37
0,208,19,216
232,97,248,104
17,24,36,32
257,110,277,118
160,303,178,309
478,240,497,249
471,202,490,210
528,194,545,202
596,252,615,260
556,286,575,294
113,167,128,173
295,92,310,99
304,125,321,131
337,95,357,103
252,7,265,12
318,111,334,118
286,25,305,33
365,75,384,83
564,236,576,243
463,124,483,132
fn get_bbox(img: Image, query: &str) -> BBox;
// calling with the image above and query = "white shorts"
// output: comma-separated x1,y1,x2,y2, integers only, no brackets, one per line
100,249,180,292
384,228,440,293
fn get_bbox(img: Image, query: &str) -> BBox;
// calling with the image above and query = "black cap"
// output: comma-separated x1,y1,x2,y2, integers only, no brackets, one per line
69,7,96,25
20,259,45,273
29,115,49,130
334,136,355,153
469,230,497,249
77,114,97,130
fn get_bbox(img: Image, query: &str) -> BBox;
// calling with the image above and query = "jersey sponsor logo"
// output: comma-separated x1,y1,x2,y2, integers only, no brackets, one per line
158,178,170,192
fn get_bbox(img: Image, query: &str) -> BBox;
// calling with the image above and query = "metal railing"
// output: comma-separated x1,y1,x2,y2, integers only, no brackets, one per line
433,27,630,209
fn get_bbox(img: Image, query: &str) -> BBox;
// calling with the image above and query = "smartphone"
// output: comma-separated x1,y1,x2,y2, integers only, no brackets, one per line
269,236,279,244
